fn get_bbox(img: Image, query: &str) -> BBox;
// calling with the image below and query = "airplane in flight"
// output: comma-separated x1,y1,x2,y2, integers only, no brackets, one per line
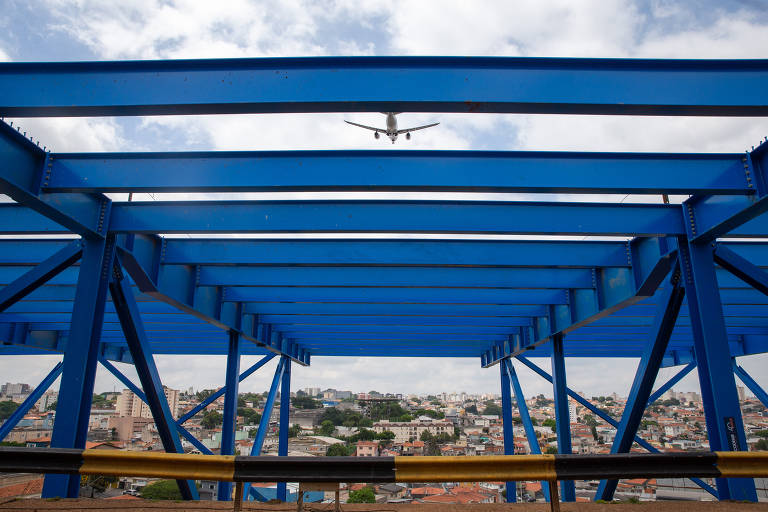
345,113,439,143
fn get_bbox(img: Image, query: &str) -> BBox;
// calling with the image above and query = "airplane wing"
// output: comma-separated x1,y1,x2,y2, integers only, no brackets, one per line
397,122,440,134
345,120,386,133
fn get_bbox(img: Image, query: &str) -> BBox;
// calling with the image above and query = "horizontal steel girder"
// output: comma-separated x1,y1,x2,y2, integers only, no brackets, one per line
46,150,750,195
2,57,768,117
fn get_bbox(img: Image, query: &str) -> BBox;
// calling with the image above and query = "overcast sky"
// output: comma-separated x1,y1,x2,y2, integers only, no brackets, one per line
1,1,768,399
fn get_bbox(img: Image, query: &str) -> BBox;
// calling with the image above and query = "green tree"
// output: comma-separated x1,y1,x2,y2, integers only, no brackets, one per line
196,389,216,401
140,480,184,500
357,428,376,441
542,418,557,429
288,424,302,438
347,486,375,503
755,439,768,451
754,430,768,438
201,410,223,429
238,407,261,425
376,430,395,441
326,443,353,456
46,400,57,411
582,414,597,427
482,403,502,416
293,395,320,409
0,401,19,421
318,420,336,436
545,445,559,454
465,404,478,415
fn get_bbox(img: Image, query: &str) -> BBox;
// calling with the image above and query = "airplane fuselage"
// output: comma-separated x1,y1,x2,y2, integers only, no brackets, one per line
386,113,398,142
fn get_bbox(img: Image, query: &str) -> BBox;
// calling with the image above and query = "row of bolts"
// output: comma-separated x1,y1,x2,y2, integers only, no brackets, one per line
0,117,50,152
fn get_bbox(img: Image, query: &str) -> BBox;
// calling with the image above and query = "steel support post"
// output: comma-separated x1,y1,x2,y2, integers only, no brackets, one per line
596,265,684,501
732,359,768,409
499,359,516,503
0,362,62,441
109,261,198,500
218,329,241,502
551,333,574,502
678,237,756,501
244,357,286,500
277,356,292,501
43,237,115,499
504,359,550,501
178,353,275,424
647,361,697,406
98,358,213,455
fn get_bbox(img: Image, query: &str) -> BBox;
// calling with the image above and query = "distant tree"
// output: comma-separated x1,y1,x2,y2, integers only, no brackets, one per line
46,400,57,411
141,480,184,500
482,403,503,417
0,441,25,447
318,420,336,436
396,414,413,422
238,407,261,425
755,430,768,438
662,398,681,407
358,428,376,441
326,443,353,456
248,428,258,438
196,389,216,401
376,430,395,441
0,401,19,421
420,430,434,442
590,425,598,441
288,424,302,438
545,446,559,454
347,486,375,503
237,396,246,407
358,417,373,428
465,404,478,415
292,395,320,409
755,439,768,451
582,414,597,427
201,410,223,429
110,427,118,441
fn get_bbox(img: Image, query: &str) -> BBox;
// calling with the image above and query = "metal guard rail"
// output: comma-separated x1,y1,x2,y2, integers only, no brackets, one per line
1,448,767,482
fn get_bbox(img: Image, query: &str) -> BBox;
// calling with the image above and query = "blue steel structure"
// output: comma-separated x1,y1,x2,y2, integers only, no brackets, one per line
0,57,767,503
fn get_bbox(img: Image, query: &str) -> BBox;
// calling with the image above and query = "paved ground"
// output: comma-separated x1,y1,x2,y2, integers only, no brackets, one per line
1,500,768,511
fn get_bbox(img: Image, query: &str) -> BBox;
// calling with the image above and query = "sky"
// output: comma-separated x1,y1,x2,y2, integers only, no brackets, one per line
1,0,768,399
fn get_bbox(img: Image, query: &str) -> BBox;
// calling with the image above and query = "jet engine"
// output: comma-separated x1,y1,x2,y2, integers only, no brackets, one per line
374,132,380,139
406,132,411,140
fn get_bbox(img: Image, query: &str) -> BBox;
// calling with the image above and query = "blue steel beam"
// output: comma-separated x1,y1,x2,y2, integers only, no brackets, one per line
98,358,213,455
647,362,697,405
178,354,275,424
0,122,109,239
0,241,81,312
218,327,242,501
595,263,685,501
499,357,516,503
42,236,115,498
163,238,631,268
732,360,768,409
678,236,757,501
277,357,291,502
714,244,768,296
0,361,62,441
550,334,575,502
244,356,286,501
109,260,198,500
108,200,684,236
47,150,751,195
2,57,768,117
504,359,550,501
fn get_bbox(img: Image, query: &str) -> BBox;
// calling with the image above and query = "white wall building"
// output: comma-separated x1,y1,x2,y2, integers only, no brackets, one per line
372,419,452,443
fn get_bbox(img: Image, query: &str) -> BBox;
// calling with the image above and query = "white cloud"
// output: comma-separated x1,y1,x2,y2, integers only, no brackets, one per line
0,47,10,62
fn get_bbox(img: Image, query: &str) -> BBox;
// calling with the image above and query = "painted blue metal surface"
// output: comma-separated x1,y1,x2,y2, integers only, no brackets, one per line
2,57,768,117
0,361,62,441
277,356,291,501
647,361,697,405
499,358,516,503
732,360,768,409
550,334,575,502
595,264,685,501
47,150,751,194
678,237,757,501
42,237,115,499
218,328,241,501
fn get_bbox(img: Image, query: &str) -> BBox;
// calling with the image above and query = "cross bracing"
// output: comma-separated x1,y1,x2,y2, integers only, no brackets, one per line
1,56,767,502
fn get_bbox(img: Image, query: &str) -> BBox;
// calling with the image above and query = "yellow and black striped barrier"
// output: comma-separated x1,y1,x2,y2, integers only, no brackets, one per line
1,448,767,482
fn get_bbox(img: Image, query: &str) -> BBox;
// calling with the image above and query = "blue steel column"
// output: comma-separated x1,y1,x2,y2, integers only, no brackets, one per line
0,362,62,441
595,264,684,501
43,236,115,499
218,328,241,501
551,333,574,502
499,359,516,503
109,261,198,500
505,359,549,501
277,356,292,501
678,236,756,501
647,361,696,406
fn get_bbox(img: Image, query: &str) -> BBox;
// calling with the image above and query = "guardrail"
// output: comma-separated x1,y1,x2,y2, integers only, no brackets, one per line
2,448,767,510
3,447,768,481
